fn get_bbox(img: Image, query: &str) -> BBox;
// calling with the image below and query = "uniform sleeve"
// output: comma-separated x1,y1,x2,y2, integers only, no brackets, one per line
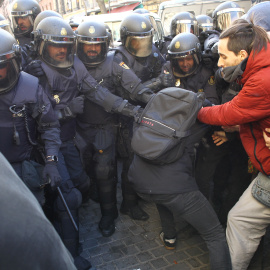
112,56,142,98
197,77,270,126
34,85,61,156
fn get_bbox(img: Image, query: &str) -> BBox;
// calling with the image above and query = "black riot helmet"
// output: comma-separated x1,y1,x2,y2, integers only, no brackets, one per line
170,12,199,37
168,33,201,77
212,1,245,32
196,15,213,35
246,1,270,31
34,17,76,69
133,8,150,14
104,24,113,47
76,20,108,67
0,29,21,94
33,10,62,31
120,13,154,57
0,14,14,36
11,0,41,37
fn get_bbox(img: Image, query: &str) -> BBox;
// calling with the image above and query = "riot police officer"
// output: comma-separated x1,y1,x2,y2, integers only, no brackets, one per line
163,33,219,104
196,15,213,35
76,20,154,237
0,29,61,205
33,10,62,31
10,0,41,46
114,13,172,221
34,17,144,253
212,1,245,32
161,11,199,57
0,13,14,35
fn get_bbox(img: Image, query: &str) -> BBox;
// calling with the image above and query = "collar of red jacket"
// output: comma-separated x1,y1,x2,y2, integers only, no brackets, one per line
241,42,270,84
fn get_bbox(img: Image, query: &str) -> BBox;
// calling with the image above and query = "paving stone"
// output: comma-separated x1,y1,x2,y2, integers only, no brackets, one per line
185,247,203,257
164,250,190,263
136,239,160,252
186,258,202,268
122,234,145,246
150,257,169,269
113,255,139,269
136,251,154,262
165,261,191,270
120,244,139,256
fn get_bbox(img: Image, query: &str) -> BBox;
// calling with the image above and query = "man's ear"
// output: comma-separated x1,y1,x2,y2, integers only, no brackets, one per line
239,49,248,60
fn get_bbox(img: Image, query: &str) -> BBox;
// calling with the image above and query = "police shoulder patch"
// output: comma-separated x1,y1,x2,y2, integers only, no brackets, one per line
119,61,130,69
208,76,215,85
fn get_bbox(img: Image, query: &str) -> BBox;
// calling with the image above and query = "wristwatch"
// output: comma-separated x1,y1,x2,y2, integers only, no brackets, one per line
46,155,58,162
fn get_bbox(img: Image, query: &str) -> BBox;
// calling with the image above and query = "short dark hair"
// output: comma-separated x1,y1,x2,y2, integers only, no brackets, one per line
219,19,269,56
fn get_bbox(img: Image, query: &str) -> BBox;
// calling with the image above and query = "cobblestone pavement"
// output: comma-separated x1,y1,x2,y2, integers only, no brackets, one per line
78,183,211,270
78,182,270,270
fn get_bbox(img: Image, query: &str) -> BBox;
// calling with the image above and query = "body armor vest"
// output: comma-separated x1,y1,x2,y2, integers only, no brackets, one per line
0,72,38,163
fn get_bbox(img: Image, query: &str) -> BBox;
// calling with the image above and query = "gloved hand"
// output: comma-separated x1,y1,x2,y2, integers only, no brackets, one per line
158,73,174,88
202,98,213,107
118,100,142,122
42,162,62,190
68,95,85,115
24,60,44,77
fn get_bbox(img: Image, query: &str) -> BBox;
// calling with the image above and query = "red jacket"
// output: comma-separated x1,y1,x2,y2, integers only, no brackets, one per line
197,44,270,175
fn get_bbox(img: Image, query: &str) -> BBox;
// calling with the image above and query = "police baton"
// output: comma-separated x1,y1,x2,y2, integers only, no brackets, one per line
57,186,79,232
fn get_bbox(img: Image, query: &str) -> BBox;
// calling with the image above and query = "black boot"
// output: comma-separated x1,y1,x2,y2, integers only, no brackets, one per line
74,255,92,270
98,179,118,237
120,201,149,221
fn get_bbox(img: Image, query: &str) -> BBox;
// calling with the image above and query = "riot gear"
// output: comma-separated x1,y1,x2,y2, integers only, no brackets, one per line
168,33,201,77
0,14,14,36
196,15,213,35
10,0,41,37
76,21,108,67
212,1,245,32
33,10,62,31
34,17,76,69
120,13,154,57
133,8,150,14
0,29,21,94
170,12,199,37
246,1,270,31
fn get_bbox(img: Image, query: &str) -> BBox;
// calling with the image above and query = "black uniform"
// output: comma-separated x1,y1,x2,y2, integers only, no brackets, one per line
0,72,61,204
162,61,219,105
114,44,165,214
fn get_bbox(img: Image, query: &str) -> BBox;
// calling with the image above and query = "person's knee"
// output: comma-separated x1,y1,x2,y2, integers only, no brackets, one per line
56,187,82,211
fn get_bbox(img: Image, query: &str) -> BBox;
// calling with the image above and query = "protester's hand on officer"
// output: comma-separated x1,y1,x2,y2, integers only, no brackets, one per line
68,95,85,115
42,161,61,190
212,131,228,146
24,60,44,77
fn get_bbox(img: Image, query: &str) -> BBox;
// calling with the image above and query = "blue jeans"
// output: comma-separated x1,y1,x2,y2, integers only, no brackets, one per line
138,191,232,270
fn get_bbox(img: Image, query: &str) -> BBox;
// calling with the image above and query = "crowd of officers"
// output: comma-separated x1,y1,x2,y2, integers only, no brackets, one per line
0,0,269,269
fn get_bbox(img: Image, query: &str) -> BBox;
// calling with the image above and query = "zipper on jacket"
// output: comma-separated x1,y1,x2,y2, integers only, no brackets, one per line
249,123,267,175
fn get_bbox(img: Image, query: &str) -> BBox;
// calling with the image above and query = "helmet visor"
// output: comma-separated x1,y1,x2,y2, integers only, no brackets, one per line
0,59,20,94
199,23,213,34
217,8,245,30
0,20,14,36
175,20,199,36
40,37,75,69
11,11,34,36
125,35,153,57
77,37,108,67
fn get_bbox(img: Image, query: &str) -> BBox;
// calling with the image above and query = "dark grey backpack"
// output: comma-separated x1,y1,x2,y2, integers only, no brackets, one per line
131,87,205,164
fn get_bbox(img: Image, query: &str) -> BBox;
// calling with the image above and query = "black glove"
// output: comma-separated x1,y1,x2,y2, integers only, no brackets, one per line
158,73,174,88
24,60,44,77
202,98,213,107
118,100,142,122
42,162,62,190
68,95,85,115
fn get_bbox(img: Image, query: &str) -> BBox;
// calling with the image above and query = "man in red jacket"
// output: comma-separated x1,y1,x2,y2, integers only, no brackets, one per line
197,19,270,269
